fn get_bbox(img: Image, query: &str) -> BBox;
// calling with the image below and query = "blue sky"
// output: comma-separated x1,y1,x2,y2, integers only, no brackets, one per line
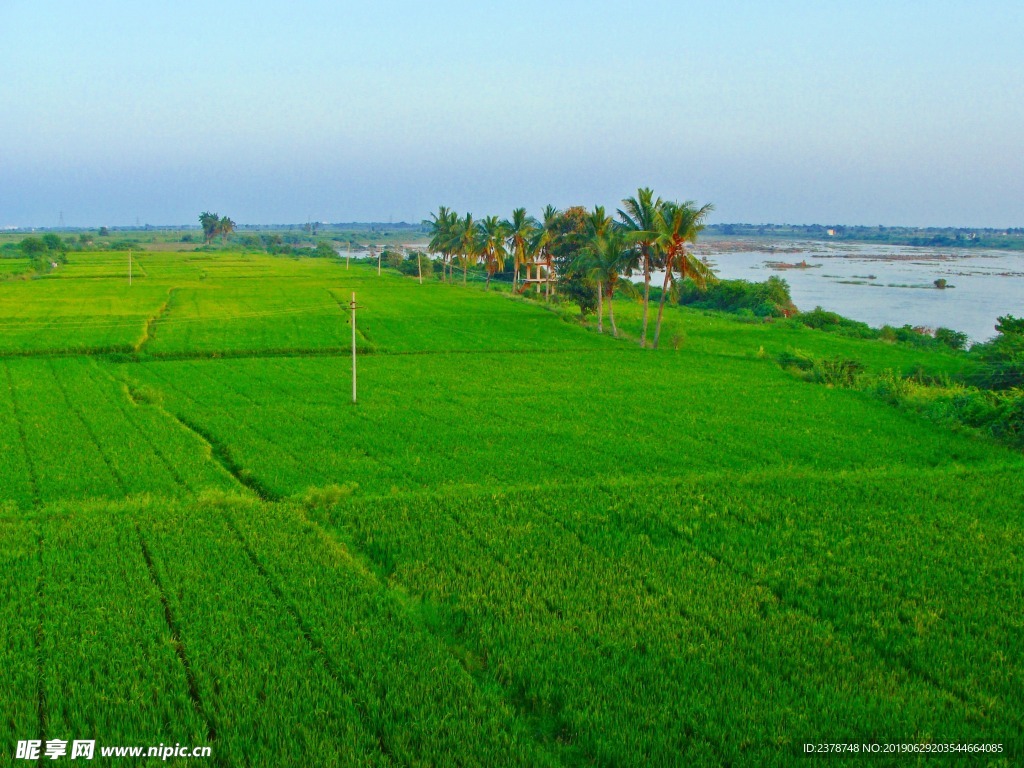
1,1,1021,227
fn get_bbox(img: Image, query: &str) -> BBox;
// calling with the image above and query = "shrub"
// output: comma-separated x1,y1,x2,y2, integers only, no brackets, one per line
934,327,968,350
872,370,914,404
313,241,338,258
677,276,795,318
777,350,864,387
794,307,876,338
968,316,1024,389
808,357,865,387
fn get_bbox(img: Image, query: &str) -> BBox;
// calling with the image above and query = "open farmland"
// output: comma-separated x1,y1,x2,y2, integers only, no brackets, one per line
0,250,1021,766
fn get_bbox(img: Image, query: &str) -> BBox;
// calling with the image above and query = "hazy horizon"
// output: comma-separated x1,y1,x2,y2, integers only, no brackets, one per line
3,1,1022,229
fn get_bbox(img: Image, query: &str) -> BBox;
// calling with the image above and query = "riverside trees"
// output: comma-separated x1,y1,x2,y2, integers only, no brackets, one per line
424,189,716,342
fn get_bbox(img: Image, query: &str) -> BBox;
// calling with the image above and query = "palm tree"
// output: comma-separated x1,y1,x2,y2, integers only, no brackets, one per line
426,206,458,283
453,212,477,286
528,205,561,300
502,207,537,292
199,211,219,244
618,188,662,347
574,209,634,336
218,216,236,243
650,200,715,349
478,215,509,290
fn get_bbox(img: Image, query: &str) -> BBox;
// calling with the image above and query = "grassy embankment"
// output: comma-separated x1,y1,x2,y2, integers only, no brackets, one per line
0,250,1020,766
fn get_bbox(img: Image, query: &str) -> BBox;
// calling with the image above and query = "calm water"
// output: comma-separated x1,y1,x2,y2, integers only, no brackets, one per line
654,241,1024,342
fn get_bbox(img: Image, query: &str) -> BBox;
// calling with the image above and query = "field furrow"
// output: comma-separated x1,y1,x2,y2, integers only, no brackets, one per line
223,499,562,767
314,471,1024,764
38,507,207,749
137,500,389,766
0,516,41,749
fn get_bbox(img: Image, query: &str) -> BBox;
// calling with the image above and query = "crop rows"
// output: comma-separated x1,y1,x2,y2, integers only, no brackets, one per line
38,505,207,751
0,359,237,504
123,348,1015,502
0,514,39,752
667,467,1024,724
11,494,560,766
315,469,1024,764
0,279,168,354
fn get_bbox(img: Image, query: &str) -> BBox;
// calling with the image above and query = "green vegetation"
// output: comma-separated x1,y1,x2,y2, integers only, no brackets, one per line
0,246,1021,765
707,222,1024,250
776,316,1024,450
677,275,796,318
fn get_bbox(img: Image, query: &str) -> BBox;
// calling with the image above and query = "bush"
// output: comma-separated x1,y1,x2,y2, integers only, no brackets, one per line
968,315,1024,389
777,350,863,387
793,307,876,338
678,275,795,318
557,274,597,317
946,389,1024,447
809,357,865,387
397,251,435,277
313,242,338,258
872,370,914,404
934,327,969,350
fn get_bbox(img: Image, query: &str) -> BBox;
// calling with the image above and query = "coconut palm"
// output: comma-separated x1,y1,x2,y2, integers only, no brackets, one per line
453,212,478,285
617,188,662,347
218,216,236,243
574,209,634,336
650,200,715,349
502,207,537,292
478,215,509,290
426,206,459,283
528,204,561,300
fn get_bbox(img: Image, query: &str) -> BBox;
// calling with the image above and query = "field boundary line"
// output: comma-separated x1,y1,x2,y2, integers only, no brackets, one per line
141,360,321,489
85,359,192,494
172,413,277,500
135,525,220,755
121,363,272,499
35,528,47,762
310,500,673,767
134,287,176,352
220,512,396,764
3,360,41,505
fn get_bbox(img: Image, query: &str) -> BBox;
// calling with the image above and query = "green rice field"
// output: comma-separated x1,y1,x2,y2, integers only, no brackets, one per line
0,251,1020,766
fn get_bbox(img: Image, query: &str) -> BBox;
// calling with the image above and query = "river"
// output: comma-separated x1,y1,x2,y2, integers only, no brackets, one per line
653,239,1024,342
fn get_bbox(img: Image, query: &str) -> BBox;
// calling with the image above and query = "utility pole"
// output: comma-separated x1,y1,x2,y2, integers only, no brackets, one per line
346,243,350,270
377,247,381,276
129,249,132,286
417,249,423,285
350,292,359,403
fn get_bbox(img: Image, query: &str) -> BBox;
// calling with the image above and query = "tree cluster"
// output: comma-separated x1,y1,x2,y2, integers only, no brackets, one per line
199,212,237,244
425,188,715,348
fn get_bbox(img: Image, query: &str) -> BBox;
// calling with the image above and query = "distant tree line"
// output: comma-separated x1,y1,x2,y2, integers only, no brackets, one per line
708,223,1024,250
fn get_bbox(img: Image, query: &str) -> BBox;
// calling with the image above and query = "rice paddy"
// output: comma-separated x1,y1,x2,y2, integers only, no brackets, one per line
0,250,1020,766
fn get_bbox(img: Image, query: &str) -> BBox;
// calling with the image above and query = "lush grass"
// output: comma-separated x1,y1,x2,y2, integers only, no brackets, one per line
122,349,1010,501
579,291,975,377
0,251,1020,766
